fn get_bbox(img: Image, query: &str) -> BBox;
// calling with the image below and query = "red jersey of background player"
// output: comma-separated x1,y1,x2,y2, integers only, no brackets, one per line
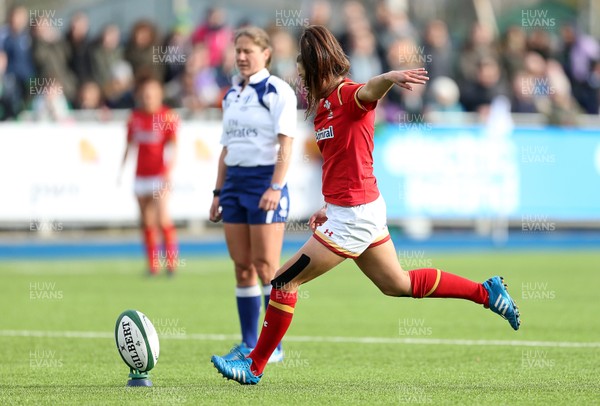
126,106,178,177
313,79,380,206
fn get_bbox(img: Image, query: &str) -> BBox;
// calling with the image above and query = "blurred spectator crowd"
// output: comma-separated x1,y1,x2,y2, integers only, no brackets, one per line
0,2,599,125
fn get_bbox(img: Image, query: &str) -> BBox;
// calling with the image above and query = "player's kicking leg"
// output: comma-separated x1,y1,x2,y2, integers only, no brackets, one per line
211,237,344,384
354,239,521,330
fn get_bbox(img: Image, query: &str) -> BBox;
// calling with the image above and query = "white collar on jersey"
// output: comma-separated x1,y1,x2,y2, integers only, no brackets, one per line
232,68,270,87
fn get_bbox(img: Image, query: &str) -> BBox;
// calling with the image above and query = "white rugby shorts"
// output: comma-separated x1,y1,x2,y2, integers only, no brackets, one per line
134,176,168,197
313,194,390,258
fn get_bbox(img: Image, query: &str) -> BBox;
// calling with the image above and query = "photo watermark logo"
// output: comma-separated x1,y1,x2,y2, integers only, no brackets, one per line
149,392,187,404
521,145,556,164
276,217,311,233
398,44,432,66
152,249,186,269
152,111,179,133
521,349,555,368
272,284,310,300
29,9,63,27
521,9,555,29
398,385,432,404
397,250,433,268
29,281,63,300
277,349,309,368
30,348,63,368
521,282,556,300
283,75,307,99
29,218,63,232
29,77,63,96
275,9,309,27
520,77,556,97
151,318,187,338
152,46,187,65
398,113,432,132
521,215,556,233
398,318,432,336
152,180,172,200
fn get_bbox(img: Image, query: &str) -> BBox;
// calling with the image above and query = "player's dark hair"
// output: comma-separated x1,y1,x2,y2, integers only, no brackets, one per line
299,25,350,117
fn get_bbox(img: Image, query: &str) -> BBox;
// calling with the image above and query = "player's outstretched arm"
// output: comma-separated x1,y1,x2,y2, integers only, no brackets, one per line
357,68,429,103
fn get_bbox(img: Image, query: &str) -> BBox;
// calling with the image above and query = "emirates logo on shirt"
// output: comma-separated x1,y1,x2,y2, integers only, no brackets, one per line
315,125,334,142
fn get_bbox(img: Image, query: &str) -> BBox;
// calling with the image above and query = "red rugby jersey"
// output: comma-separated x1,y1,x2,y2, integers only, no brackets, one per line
126,106,178,177
313,79,380,206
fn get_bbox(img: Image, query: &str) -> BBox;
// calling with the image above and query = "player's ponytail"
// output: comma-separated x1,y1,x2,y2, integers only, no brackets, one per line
299,25,350,117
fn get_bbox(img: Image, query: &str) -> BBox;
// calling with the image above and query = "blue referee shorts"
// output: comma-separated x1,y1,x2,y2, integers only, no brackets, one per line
220,165,289,224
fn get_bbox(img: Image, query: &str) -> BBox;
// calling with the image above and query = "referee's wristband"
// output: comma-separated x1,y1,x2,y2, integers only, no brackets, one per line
212,189,221,197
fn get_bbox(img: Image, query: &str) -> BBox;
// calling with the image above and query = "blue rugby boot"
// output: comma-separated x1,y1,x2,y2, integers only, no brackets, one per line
483,276,521,330
221,342,252,361
211,345,262,385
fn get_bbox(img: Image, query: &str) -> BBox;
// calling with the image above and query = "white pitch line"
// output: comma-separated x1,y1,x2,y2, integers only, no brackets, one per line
0,330,599,349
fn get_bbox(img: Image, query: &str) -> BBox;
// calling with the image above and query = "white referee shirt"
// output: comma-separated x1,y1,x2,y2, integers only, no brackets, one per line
221,68,297,167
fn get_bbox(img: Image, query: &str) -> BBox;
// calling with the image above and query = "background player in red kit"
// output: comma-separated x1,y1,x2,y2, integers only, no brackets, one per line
120,77,179,275
211,25,521,385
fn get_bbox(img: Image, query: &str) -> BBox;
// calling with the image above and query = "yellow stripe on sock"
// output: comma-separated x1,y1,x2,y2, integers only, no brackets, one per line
268,300,295,314
424,269,442,297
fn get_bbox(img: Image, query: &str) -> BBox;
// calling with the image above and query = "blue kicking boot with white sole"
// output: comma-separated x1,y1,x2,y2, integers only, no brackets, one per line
483,276,521,331
211,345,262,385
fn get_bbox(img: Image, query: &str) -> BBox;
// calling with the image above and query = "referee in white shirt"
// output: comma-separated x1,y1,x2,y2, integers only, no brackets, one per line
209,26,297,363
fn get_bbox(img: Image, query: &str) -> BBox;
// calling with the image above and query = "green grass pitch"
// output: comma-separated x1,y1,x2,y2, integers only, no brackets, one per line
0,250,598,405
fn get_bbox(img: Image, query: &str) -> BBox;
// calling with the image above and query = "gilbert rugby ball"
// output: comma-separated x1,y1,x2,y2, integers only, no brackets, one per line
115,310,160,372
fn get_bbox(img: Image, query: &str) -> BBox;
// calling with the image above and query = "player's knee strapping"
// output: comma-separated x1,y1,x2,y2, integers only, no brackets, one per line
271,254,311,290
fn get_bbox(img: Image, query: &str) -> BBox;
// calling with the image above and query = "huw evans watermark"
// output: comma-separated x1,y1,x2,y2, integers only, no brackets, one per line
29,10,63,27
521,9,555,29
30,348,63,368
521,282,556,300
399,318,432,336
29,282,63,300
275,9,309,27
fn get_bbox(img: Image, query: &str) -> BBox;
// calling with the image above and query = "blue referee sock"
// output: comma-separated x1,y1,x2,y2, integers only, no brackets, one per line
263,284,282,351
236,285,262,349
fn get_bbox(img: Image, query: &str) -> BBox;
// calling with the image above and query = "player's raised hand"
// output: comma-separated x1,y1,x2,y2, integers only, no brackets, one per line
358,68,430,103
385,68,429,91
309,206,328,231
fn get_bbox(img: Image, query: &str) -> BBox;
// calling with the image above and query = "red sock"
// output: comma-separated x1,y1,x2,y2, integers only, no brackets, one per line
408,268,489,306
143,227,159,274
162,224,178,272
248,289,297,375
